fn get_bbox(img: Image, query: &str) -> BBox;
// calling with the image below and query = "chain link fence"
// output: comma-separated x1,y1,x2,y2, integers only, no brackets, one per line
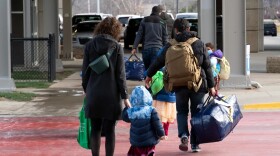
11,34,56,82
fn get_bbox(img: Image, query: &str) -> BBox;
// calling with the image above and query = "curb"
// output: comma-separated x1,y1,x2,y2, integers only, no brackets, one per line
243,102,280,110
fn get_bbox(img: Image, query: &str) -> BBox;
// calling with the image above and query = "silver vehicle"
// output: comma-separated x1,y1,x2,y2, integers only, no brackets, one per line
72,20,101,48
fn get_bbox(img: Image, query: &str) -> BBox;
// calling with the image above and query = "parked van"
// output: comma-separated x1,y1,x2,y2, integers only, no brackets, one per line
264,19,277,36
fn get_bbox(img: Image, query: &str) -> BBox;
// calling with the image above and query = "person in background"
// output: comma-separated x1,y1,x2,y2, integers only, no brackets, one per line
150,70,176,137
82,17,131,156
145,18,216,153
158,4,175,39
205,42,223,91
122,86,166,156
131,5,168,70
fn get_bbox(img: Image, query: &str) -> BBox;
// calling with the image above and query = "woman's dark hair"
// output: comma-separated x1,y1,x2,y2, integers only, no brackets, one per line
173,18,190,32
93,17,122,40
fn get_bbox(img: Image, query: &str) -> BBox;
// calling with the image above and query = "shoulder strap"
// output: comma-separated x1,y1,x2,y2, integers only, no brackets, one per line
186,37,198,45
169,39,178,46
106,45,117,57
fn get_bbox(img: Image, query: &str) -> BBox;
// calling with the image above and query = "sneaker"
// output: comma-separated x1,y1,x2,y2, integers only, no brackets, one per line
191,144,201,152
179,135,188,151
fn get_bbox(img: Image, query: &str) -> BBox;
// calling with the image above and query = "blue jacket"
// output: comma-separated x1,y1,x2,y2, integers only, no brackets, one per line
155,89,176,103
122,86,165,147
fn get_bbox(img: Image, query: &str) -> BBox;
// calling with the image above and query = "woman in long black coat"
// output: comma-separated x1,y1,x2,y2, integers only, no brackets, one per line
82,17,131,156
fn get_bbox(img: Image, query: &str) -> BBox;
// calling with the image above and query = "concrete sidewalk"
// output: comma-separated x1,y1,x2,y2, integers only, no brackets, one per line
1,51,280,118
59,50,280,110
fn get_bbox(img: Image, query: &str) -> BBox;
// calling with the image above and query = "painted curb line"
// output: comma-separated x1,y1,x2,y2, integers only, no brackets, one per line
243,102,280,110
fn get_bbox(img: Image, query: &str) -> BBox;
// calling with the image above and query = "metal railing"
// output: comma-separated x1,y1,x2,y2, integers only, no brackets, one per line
10,34,56,82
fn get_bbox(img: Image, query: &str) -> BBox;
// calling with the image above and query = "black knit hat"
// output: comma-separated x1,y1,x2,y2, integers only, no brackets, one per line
173,18,191,32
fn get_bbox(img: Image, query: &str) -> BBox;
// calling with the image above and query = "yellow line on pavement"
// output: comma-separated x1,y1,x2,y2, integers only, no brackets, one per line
243,102,280,110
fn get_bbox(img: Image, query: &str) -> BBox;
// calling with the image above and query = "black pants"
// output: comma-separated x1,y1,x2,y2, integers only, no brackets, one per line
90,118,116,156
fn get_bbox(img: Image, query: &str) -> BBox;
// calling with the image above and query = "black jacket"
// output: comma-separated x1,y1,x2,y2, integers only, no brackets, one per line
82,34,128,120
133,13,168,50
147,31,214,93
160,12,175,39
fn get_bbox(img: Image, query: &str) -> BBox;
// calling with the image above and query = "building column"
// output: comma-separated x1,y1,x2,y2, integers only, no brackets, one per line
0,0,16,91
38,0,59,56
62,0,73,59
246,0,264,53
198,0,216,45
221,0,251,88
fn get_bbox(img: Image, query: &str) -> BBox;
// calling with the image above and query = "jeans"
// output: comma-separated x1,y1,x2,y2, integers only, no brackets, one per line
174,87,205,144
141,47,161,70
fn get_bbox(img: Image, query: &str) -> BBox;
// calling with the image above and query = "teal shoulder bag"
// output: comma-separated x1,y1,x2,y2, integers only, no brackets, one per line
88,48,115,74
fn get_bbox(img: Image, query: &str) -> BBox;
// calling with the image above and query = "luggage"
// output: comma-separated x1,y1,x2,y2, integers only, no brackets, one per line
125,54,145,81
190,95,243,144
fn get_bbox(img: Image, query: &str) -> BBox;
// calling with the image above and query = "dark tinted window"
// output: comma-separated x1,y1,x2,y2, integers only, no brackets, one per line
11,0,23,11
128,18,142,27
76,22,99,32
118,17,129,25
264,24,276,28
72,15,102,25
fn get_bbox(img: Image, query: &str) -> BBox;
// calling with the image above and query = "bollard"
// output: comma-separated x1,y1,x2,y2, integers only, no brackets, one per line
246,44,250,76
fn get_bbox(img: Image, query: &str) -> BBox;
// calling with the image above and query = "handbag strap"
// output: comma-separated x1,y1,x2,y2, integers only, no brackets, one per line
128,54,142,61
202,95,228,107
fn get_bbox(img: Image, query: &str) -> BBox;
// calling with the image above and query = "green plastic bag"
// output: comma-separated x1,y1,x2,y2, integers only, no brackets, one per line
151,71,164,95
77,97,91,149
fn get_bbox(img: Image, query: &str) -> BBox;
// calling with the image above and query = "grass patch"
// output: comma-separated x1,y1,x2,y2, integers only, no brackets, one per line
12,71,47,80
0,92,36,101
15,81,52,88
56,70,76,80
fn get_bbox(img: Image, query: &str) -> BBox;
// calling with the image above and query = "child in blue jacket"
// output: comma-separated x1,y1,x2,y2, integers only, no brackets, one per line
150,70,176,137
122,86,166,156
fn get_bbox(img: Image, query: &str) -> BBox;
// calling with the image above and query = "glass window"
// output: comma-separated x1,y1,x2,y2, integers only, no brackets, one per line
11,0,23,12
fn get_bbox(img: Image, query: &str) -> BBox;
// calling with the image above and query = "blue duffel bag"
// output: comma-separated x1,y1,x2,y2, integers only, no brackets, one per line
125,54,145,81
190,95,243,144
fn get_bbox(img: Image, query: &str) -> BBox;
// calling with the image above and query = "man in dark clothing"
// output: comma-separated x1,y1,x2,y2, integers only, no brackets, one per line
145,18,216,153
158,4,175,39
131,5,168,70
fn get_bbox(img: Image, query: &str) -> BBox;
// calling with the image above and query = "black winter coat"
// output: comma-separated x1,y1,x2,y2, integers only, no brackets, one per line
82,34,128,120
160,12,175,39
147,31,214,93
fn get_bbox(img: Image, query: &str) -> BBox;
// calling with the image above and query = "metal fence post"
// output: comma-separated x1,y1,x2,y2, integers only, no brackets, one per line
48,33,56,82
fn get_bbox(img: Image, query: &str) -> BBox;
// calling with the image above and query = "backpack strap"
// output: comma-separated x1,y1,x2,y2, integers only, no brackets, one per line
186,37,198,45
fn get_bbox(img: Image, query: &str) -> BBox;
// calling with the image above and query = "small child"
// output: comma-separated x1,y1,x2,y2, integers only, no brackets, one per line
122,86,166,156
150,71,176,137
205,42,223,91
